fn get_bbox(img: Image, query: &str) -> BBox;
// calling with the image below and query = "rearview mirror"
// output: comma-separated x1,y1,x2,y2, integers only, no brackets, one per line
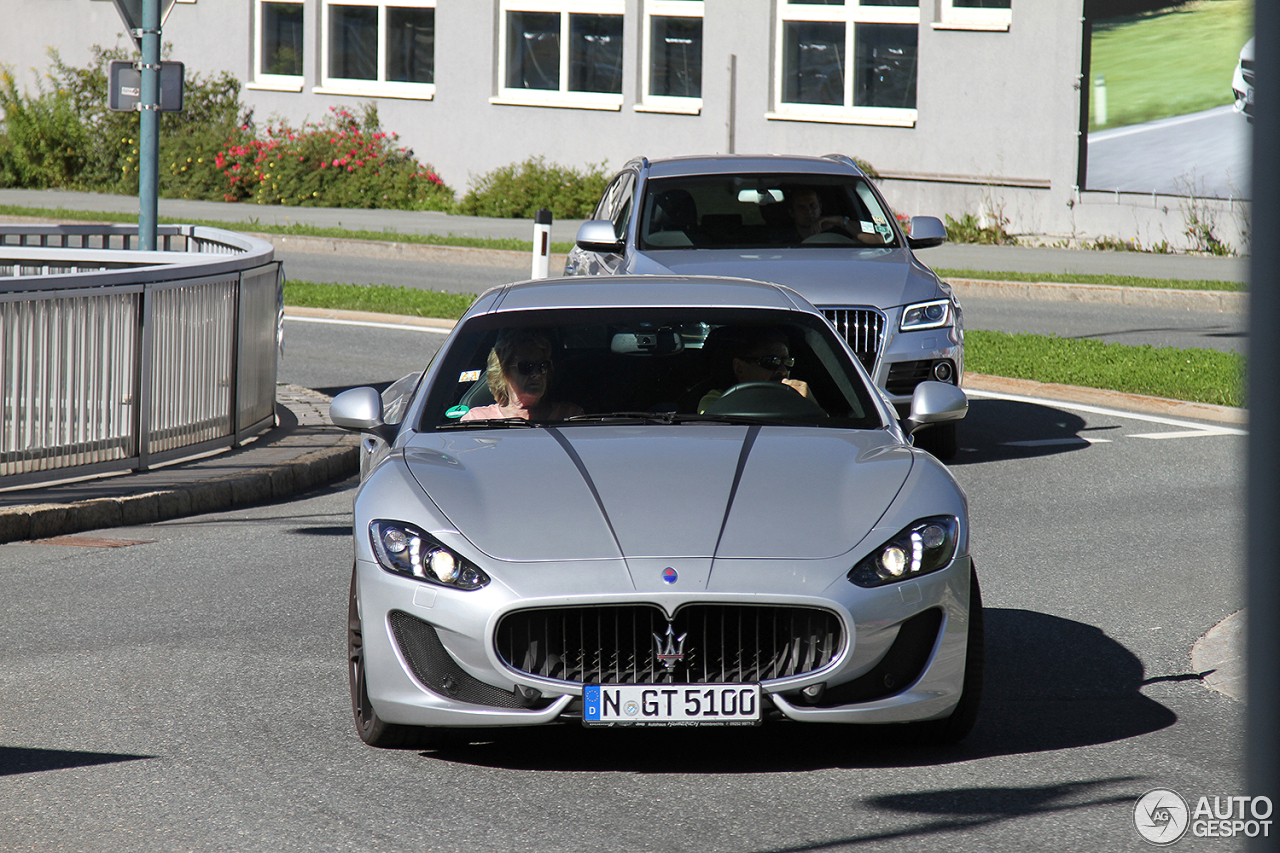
575,220,625,254
908,216,947,250
904,381,967,436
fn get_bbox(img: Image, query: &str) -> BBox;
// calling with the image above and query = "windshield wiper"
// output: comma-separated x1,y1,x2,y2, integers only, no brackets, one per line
438,417,539,429
563,411,678,425
563,411,797,427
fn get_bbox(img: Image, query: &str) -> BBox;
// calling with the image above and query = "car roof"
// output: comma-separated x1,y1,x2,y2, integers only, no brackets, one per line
474,275,820,316
635,153,865,180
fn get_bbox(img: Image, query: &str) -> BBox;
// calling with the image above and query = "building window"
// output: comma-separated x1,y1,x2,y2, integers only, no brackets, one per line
320,1,435,99
253,0,304,90
936,0,1011,31
497,1,625,110
640,0,703,113
772,0,919,127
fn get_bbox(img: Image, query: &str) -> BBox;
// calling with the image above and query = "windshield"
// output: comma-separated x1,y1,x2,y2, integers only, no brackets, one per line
417,307,882,431
638,173,902,251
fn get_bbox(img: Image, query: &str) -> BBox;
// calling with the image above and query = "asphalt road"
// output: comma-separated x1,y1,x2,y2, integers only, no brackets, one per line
0,313,1244,851
1087,105,1251,200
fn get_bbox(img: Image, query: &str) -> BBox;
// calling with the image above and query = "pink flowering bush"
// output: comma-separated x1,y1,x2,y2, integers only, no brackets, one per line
214,104,454,210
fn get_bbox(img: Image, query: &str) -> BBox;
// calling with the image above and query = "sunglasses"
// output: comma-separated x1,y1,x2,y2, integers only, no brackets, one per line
740,355,795,370
514,360,553,376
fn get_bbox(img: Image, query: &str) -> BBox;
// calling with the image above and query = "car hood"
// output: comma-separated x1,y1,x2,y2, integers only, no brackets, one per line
633,248,943,309
402,425,912,566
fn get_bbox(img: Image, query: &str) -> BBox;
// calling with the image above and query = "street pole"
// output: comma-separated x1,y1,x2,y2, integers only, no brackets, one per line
138,0,160,251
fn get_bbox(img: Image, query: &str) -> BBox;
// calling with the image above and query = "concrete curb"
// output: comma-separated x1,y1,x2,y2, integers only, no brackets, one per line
0,385,360,544
948,278,1245,312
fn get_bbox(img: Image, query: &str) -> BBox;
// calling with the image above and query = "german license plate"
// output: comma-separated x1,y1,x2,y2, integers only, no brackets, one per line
582,684,761,726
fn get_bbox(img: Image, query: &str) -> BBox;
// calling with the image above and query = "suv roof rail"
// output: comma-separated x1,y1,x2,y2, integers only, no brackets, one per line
822,153,862,172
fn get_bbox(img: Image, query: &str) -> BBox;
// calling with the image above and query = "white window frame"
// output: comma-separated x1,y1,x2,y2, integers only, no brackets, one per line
317,0,436,100
493,0,626,111
251,0,305,92
638,0,703,115
769,1,919,128
935,0,1011,32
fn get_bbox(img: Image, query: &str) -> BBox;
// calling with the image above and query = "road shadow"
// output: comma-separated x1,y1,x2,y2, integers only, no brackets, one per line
948,398,1106,466
0,746,153,777
417,608,1175,772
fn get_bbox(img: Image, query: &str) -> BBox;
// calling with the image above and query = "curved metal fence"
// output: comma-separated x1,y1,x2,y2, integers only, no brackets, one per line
0,224,282,488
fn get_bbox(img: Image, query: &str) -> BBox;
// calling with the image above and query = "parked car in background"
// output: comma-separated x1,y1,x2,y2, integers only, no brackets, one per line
330,275,980,749
564,154,964,458
1232,37,1254,122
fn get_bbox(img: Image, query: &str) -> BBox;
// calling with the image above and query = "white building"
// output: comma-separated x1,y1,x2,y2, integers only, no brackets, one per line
2,0,1249,251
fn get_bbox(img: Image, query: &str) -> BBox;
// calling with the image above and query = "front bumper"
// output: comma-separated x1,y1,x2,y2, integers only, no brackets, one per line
354,554,975,729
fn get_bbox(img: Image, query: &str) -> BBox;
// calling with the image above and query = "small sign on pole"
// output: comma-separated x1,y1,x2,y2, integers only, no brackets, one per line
108,61,184,112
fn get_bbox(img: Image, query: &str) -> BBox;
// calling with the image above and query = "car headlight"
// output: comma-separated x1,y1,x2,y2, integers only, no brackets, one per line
900,299,952,331
848,516,960,587
369,520,490,590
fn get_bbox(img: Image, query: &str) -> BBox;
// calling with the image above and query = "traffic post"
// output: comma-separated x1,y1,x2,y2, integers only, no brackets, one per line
531,208,553,279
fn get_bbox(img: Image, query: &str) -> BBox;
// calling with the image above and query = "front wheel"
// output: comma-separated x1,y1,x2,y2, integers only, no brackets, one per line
348,567,436,749
915,421,958,460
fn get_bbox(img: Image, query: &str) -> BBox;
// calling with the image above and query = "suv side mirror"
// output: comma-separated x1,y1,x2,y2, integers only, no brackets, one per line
575,220,625,254
907,216,947,250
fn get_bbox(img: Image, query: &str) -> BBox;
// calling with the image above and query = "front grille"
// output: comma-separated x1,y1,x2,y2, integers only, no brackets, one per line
495,604,843,686
822,308,885,373
886,359,934,396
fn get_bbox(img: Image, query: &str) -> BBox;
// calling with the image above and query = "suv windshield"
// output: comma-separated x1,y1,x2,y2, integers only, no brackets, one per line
639,173,901,251
419,307,882,432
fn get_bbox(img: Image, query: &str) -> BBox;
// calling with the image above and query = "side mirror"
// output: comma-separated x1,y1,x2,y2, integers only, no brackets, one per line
575,220,625,254
907,215,947,250
904,381,967,436
330,386,388,434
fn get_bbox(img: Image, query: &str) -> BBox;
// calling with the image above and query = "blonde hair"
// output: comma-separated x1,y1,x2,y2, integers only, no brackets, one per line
486,329,553,406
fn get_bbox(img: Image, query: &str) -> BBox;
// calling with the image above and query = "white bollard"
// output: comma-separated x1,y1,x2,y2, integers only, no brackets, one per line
531,207,552,279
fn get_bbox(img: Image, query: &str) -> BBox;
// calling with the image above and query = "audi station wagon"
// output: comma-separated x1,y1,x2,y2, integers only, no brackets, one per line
566,153,963,458
330,275,981,748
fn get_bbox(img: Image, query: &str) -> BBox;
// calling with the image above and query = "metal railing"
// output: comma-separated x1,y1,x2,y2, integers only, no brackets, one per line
0,224,282,489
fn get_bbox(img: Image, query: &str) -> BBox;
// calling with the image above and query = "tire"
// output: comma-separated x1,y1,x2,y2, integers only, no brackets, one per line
915,421,958,460
910,563,984,746
348,567,437,749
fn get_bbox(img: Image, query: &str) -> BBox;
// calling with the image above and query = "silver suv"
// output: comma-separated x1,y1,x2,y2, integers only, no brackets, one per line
565,153,963,457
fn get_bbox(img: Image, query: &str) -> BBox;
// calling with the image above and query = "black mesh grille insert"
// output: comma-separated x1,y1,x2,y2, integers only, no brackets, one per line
821,308,884,374
495,604,843,686
389,610,527,708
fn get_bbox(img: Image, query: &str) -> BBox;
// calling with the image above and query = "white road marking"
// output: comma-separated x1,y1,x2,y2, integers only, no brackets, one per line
284,316,452,334
1002,438,1111,447
967,388,1247,440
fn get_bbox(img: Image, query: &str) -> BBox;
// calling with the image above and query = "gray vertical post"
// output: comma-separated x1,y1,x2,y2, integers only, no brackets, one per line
138,0,161,251
727,54,737,155
531,208,552,279
1249,1,1278,844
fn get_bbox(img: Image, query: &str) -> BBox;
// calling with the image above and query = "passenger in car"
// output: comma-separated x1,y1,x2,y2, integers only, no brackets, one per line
461,329,584,422
785,187,882,245
697,325,814,414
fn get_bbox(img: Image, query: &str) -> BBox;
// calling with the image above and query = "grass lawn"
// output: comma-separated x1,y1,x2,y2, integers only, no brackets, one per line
1089,0,1253,130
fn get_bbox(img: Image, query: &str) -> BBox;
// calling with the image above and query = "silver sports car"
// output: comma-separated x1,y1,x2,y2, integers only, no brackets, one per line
330,275,981,748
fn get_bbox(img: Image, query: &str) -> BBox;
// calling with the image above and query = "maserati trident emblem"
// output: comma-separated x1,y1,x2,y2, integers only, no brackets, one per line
653,624,687,671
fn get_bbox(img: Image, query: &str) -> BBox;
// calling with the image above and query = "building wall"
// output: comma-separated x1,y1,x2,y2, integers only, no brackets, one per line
2,1,1247,252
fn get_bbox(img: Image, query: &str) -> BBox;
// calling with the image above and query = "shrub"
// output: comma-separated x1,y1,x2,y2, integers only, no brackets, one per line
944,212,1018,245
213,104,455,210
458,156,610,219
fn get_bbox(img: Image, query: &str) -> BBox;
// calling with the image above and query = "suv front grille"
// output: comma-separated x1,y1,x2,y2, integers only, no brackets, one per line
822,308,884,374
495,604,843,686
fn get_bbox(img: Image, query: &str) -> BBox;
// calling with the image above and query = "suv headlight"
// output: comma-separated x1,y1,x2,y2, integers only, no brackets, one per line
901,299,952,331
848,516,960,587
369,520,490,590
